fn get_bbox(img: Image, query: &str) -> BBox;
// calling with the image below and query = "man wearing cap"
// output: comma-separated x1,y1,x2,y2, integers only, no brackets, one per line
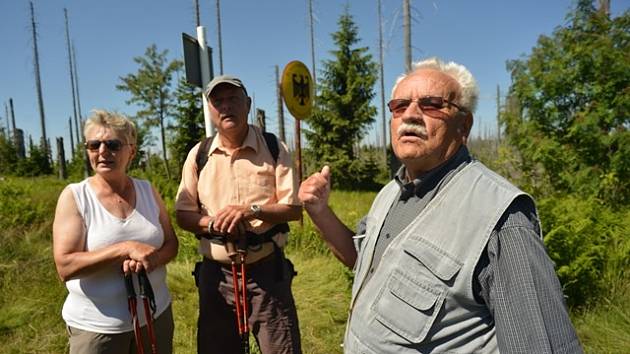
175,75,303,354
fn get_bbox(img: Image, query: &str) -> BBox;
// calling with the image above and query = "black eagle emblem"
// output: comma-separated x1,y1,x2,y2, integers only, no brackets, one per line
292,74,310,106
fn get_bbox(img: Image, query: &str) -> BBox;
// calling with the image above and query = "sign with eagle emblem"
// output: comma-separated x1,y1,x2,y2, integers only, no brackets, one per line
281,60,313,120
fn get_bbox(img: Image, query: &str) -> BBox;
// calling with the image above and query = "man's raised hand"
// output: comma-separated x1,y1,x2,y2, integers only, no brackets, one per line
298,165,331,215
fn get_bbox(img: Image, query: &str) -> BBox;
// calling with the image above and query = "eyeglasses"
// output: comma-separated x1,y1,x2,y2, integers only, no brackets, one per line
84,139,127,152
387,96,465,117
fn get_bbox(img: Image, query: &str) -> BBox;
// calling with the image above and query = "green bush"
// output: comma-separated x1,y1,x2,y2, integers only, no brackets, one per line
540,195,630,308
0,177,63,230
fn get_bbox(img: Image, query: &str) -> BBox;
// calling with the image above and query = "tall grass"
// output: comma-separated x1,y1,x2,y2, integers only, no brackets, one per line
0,177,68,353
1,176,628,353
286,191,376,257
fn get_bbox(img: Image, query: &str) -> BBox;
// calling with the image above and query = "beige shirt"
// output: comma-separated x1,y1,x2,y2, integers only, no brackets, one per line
175,125,299,263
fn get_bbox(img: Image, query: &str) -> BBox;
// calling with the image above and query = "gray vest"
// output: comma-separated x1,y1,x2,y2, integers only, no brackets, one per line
344,161,534,353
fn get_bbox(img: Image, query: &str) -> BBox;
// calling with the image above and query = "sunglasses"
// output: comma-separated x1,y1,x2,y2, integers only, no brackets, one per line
84,139,127,152
387,96,465,117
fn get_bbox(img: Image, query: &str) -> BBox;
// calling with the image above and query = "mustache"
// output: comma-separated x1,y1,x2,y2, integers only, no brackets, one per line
397,121,427,137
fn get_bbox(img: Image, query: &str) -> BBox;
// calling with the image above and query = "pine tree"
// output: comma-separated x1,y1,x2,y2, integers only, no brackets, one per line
0,133,18,175
168,77,204,177
305,6,379,189
15,138,52,177
117,44,182,179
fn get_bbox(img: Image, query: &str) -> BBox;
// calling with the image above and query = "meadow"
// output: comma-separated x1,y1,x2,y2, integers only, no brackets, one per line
0,176,628,353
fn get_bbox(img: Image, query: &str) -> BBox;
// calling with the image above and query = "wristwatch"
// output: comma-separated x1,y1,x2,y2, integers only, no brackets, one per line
250,204,262,218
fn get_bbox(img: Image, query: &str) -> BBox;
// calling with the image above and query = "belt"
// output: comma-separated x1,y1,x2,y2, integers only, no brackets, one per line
196,223,290,244
205,251,277,272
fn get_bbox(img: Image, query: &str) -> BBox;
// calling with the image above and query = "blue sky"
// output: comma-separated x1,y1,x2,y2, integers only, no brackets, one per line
1,0,627,157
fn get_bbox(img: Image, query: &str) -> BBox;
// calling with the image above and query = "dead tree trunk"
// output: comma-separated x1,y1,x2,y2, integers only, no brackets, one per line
30,1,48,155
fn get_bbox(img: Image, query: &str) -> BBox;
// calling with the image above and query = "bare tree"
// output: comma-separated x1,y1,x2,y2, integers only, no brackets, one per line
216,0,224,74
30,1,48,154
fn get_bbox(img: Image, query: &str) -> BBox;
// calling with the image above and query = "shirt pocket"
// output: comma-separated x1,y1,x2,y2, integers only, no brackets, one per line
371,269,446,343
249,167,275,197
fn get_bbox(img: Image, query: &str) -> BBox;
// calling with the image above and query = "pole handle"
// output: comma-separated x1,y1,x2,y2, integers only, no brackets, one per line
124,271,136,299
138,269,157,314
225,240,238,258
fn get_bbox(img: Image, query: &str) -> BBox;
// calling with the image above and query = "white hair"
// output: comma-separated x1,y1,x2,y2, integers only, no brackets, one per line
391,57,479,113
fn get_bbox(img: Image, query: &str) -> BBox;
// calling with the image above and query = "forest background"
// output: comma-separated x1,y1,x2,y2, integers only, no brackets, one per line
1,1,628,353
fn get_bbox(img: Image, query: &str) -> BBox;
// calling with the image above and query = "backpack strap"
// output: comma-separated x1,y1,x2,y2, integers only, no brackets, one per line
262,131,280,163
195,136,214,179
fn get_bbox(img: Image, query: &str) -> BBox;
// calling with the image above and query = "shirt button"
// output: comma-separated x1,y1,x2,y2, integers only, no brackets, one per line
369,268,374,274
385,233,390,239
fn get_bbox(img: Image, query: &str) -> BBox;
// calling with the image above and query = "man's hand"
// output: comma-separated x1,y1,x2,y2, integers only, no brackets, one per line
213,205,250,239
298,165,331,215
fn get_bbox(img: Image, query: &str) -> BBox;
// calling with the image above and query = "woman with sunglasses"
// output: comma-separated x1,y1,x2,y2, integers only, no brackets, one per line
52,110,178,354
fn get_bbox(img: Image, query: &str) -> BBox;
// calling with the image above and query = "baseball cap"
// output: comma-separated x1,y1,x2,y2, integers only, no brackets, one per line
204,75,248,98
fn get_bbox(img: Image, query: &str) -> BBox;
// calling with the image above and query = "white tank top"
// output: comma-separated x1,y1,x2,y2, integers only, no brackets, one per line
62,177,171,334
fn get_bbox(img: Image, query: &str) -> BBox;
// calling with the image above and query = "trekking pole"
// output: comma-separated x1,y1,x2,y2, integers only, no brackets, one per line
124,272,145,354
226,240,244,345
138,269,159,354
237,236,250,354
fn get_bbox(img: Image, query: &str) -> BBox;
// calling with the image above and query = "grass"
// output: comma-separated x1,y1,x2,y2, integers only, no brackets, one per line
0,176,628,353
573,279,630,353
0,177,69,353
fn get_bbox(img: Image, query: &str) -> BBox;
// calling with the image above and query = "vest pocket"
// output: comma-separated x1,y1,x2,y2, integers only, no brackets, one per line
403,236,462,282
371,269,446,343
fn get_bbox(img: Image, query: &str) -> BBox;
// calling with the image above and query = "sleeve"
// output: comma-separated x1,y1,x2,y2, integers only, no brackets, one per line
274,139,299,206
174,143,202,212
476,196,583,353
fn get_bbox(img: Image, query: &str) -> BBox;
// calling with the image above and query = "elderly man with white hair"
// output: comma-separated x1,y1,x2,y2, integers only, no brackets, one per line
299,57,582,353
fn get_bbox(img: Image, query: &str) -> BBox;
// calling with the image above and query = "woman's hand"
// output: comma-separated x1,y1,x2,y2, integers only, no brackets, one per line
124,241,159,273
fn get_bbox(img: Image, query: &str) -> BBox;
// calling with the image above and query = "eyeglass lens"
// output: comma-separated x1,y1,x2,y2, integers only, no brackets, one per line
387,96,463,117
85,139,124,151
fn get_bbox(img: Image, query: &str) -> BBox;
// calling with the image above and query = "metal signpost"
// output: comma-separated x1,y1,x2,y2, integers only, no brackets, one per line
280,60,313,187
182,29,214,137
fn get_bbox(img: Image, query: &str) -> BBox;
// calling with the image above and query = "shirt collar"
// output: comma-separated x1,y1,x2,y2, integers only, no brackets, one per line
209,124,258,154
394,145,471,199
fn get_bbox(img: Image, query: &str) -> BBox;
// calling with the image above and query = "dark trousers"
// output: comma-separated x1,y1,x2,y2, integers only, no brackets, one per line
197,255,302,354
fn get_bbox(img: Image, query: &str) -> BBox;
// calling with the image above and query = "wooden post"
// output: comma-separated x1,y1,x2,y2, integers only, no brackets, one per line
256,108,266,132
496,85,501,143
308,0,316,87
295,119,303,226
15,129,26,159
57,137,67,179
68,117,75,157
403,0,412,72
377,0,387,163
275,65,285,142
